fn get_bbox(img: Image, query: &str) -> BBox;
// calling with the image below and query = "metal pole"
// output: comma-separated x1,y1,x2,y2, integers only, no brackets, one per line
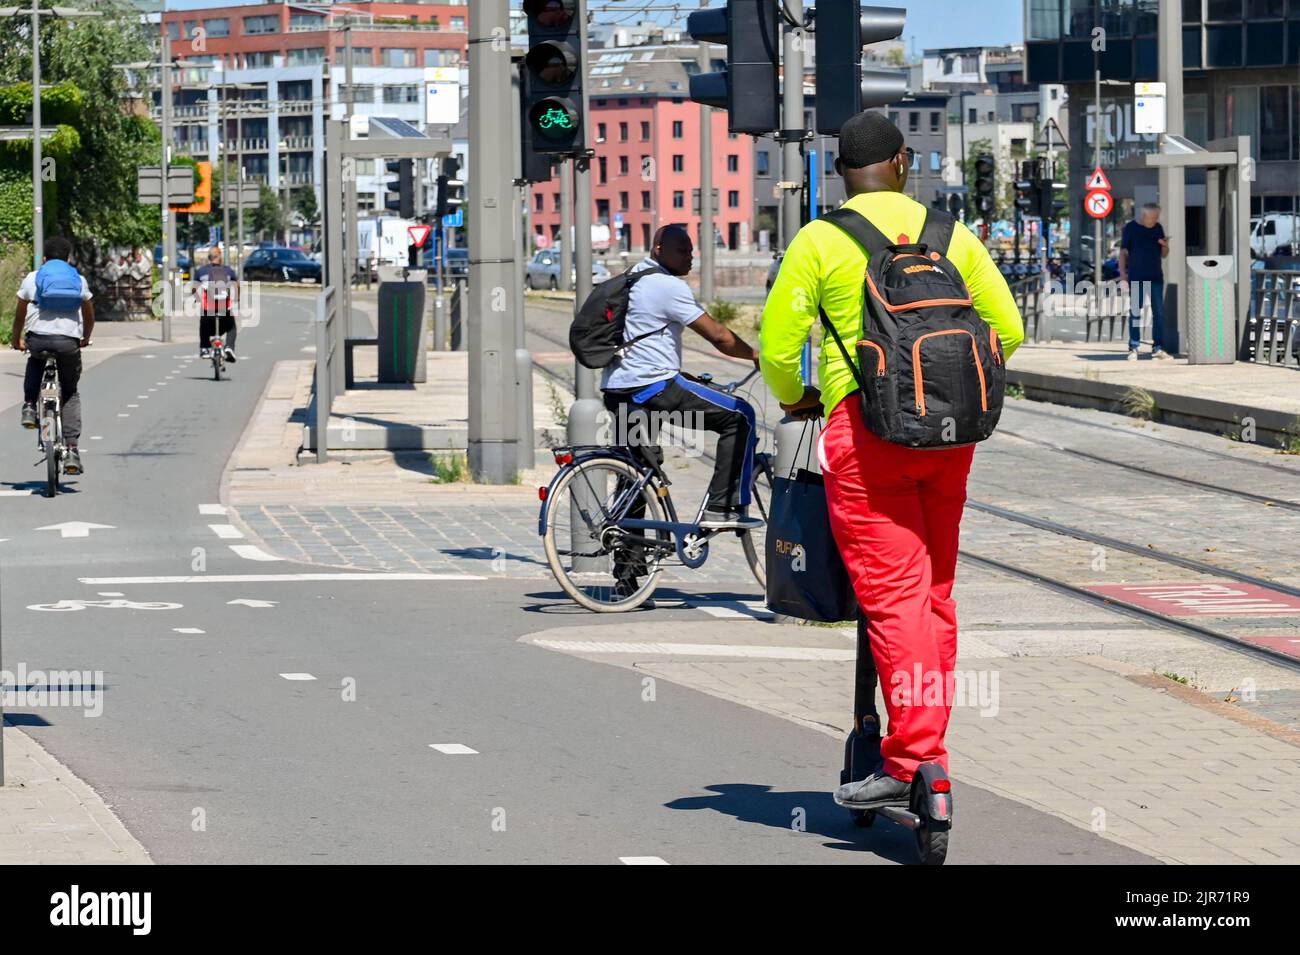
235,100,244,269
343,26,356,337
698,39,715,302
559,158,573,291
959,93,967,223
221,83,230,263
160,30,173,342
1094,69,1103,321
780,20,804,253
30,6,42,269
1158,0,1186,353
467,0,520,482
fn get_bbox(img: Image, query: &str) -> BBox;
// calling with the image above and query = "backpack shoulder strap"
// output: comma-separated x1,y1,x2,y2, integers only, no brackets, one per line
918,209,956,255
818,308,868,395
819,208,893,259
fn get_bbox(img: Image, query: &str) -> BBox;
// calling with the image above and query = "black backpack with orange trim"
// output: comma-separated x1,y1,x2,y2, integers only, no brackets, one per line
818,207,1005,448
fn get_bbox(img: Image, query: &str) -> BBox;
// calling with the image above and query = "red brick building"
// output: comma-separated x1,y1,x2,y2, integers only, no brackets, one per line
160,1,468,69
530,47,755,255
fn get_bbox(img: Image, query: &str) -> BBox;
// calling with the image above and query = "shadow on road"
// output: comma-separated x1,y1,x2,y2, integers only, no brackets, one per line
665,783,916,864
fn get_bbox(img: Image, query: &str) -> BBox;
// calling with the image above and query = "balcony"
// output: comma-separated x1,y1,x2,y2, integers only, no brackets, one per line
281,135,315,150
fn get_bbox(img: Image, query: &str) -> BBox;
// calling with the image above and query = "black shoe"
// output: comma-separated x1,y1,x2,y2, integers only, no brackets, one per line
223,347,237,363
21,404,37,430
200,348,212,359
63,446,83,475
834,770,911,809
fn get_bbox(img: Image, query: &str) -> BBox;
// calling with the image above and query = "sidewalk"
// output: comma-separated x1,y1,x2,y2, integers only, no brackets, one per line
1007,340,1300,446
0,726,151,864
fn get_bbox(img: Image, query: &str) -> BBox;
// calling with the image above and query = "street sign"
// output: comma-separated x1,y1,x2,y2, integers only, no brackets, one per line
137,165,195,204
1085,166,1112,192
1134,82,1168,135
408,224,432,248
1035,117,1069,151
177,161,212,214
1084,189,1114,219
441,210,463,228
425,80,460,126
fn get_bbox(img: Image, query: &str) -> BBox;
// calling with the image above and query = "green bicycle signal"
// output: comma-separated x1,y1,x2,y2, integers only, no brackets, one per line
529,97,580,143
538,108,575,131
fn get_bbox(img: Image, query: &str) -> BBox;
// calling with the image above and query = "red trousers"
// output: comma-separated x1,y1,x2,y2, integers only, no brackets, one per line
818,399,975,781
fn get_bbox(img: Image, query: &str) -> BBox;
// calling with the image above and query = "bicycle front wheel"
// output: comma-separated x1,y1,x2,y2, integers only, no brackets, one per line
741,454,773,589
41,410,58,498
542,456,670,613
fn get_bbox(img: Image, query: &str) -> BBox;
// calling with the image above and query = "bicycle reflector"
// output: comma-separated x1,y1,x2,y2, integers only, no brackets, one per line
553,451,573,465
538,486,548,501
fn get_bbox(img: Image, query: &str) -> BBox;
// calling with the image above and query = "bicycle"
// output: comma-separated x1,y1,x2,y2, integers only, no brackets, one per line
208,334,227,381
539,369,774,612
32,350,70,497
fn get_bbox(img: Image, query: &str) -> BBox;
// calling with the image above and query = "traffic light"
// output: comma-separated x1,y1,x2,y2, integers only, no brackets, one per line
1014,160,1037,216
973,153,996,219
814,2,908,135
687,0,780,135
1036,158,1067,221
435,156,465,219
517,56,554,183
385,158,415,218
523,0,585,157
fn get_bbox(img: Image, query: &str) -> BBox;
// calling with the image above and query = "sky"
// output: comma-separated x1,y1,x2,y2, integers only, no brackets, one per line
157,1,1029,54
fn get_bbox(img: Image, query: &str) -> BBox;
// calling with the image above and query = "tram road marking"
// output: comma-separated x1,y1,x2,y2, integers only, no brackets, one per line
80,572,486,584
208,523,244,540
620,857,670,865
229,544,282,561
429,743,478,755
1088,582,1300,616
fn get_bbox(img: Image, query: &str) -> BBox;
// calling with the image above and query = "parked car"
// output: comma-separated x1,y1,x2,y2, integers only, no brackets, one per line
525,250,610,290
153,244,191,278
444,248,469,279
765,252,784,292
242,246,322,283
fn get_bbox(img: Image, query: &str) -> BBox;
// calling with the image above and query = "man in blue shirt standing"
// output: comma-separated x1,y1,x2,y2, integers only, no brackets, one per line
1119,202,1171,360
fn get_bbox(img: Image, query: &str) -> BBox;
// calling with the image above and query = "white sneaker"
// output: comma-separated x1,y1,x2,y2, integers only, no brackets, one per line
1126,350,1138,362
1153,350,1172,361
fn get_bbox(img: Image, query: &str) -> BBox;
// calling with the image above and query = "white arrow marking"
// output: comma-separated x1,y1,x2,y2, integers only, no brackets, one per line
37,521,115,539
227,598,278,608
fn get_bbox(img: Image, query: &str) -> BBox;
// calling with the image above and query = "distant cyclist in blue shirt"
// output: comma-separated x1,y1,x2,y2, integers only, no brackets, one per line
1119,202,1171,360
11,236,93,475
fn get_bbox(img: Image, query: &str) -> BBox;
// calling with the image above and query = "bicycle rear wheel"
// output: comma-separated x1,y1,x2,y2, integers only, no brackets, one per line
542,457,670,613
42,422,58,498
741,454,773,589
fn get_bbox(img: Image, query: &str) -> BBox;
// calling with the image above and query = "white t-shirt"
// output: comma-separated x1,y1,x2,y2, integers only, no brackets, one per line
17,269,91,339
601,258,705,391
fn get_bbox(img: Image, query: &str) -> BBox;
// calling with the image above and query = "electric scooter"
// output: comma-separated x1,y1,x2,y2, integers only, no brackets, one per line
838,613,954,865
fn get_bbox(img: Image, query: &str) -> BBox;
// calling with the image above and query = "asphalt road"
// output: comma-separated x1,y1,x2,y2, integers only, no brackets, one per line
0,290,1151,864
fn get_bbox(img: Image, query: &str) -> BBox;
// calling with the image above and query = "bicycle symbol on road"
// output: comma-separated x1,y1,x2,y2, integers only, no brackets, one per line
27,598,183,612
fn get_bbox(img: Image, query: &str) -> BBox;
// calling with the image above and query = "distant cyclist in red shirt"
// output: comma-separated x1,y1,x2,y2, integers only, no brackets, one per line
194,245,239,362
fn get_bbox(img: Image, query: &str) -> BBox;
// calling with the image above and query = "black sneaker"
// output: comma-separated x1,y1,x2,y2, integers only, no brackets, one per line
63,446,83,475
20,404,37,429
834,770,912,809
223,347,237,363
200,347,212,359
699,508,764,531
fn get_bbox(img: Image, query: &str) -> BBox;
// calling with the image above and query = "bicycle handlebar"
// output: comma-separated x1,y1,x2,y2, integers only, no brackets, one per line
694,366,760,395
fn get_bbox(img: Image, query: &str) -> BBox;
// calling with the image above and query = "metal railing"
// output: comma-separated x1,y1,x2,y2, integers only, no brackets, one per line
314,285,344,463
1243,269,1300,368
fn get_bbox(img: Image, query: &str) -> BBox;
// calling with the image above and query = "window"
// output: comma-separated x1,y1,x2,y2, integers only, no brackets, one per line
908,111,920,132
1258,85,1291,160
245,51,275,68
728,190,740,208
598,156,607,184
167,22,180,39
641,122,650,140
672,154,684,172
673,120,684,138
450,16,465,30
930,111,941,132
383,48,417,68
672,191,685,209
619,122,629,141
968,107,977,123
341,84,375,104
619,191,629,211
382,85,420,104
335,47,372,67
289,14,324,30
888,111,899,125
1207,0,1243,18
597,122,607,142
727,154,739,172
619,156,629,175
424,50,460,67
204,18,229,38
930,151,942,172
825,151,835,173
641,190,651,210
535,193,544,212
553,193,562,212
286,48,324,66
756,151,770,176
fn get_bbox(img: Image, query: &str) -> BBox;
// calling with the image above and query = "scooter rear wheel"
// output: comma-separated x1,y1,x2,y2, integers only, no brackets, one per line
914,820,949,865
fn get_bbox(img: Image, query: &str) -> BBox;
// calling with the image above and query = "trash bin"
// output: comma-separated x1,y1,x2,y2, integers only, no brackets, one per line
1185,256,1236,364
377,268,428,383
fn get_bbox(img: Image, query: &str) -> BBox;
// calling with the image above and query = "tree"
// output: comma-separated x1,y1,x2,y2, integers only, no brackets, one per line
250,185,285,240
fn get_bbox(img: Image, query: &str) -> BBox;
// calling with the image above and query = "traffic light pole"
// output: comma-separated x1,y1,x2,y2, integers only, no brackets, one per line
468,0,521,482
780,20,804,253
1157,0,1186,354
698,40,716,302
559,159,573,291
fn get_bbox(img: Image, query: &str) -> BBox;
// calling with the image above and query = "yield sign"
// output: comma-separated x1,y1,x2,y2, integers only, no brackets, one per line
407,224,432,248
1086,166,1112,192
1085,189,1114,219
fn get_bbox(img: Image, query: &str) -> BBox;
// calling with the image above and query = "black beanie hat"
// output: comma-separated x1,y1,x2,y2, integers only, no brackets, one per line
837,111,905,169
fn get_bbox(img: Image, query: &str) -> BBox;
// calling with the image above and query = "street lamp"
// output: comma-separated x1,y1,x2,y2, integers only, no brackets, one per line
0,5,103,270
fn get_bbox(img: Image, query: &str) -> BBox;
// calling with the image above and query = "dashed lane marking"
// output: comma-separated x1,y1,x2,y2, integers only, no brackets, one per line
198,503,227,515
0,490,36,497
229,544,282,561
620,857,669,865
692,600,775,621
429,744,478,755
209,524,244,540
173,628,205,634
279,673,316,681
80,572,486,584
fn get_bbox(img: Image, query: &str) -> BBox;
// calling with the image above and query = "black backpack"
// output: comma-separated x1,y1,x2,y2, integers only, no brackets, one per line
819,207,1005,448
569,266,666,370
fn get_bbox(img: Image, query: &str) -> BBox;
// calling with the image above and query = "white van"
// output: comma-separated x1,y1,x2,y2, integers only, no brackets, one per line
1251,213,1298,258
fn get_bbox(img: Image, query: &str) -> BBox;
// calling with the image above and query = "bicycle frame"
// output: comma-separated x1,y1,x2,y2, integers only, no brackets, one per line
37,357,63,449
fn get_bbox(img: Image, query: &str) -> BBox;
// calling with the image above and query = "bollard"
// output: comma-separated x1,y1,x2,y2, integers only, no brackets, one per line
452,278,468,351
566,396,606,572
434,289,448,351
515,348,536,471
